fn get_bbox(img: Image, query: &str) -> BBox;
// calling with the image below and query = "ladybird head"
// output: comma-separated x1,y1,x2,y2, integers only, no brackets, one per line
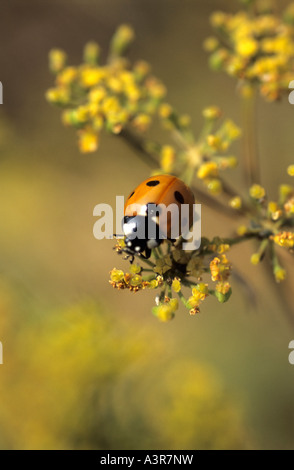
122,214,161,259
123,215,148,254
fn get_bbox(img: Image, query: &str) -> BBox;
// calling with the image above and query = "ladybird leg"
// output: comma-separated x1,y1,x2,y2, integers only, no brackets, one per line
145,247,152,259
123,253,134,264
121,247,135,264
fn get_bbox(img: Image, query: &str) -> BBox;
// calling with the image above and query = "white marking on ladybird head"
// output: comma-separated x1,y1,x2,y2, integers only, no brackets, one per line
123,221,136,236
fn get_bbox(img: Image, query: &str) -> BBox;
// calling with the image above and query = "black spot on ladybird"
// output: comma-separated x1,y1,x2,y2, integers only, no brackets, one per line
174,191,184,204
146,180,160,187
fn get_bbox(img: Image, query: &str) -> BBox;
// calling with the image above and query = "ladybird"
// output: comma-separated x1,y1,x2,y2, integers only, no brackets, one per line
122,175,195,259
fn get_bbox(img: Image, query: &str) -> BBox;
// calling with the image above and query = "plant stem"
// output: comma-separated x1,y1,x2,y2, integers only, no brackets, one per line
222,231,261,247
139,256,155,268
177,290,188,307
241,90,260,186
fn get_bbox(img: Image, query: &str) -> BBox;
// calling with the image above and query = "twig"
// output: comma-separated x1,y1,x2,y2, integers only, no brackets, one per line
241,91,261,186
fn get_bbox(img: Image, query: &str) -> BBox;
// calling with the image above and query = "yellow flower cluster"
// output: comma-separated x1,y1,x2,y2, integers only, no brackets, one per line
46,25,166,153
210,255,232,302
196,112,240,194
237,167,294,282
156,104,240,194
207,241,230,254
210,255,231,282
111,236,235,320
272,231,294,249
240,173,294,227
109,267,163,292
205,3,294,101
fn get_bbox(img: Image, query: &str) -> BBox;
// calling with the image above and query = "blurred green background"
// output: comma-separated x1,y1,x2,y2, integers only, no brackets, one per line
0,0,294,450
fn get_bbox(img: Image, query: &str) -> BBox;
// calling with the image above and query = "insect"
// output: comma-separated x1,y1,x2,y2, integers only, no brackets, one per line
122,175,195,260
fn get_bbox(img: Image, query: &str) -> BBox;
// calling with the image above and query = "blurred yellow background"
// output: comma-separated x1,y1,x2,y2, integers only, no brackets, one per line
0,0,294,449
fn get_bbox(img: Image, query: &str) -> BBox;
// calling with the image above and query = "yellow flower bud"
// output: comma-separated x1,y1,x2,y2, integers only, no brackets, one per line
250,253,260,265
148,279,158,289
169,298,179,311
207,135,223,151
284,197,294,214
129,264,141,274
274,266,286,283
197,162,218,180
268,201,279,213
129,274,142,287
237,225,248,236
152,304,174,322
110,24,135,56
45,87,70,105
279,184,293,202
83,41,100,65
210,11,227,28
132,114,151,132
108,76,123,93
146,78,166,99
78,128,99,153
160,145,175,173
57,66,77,86
172,278,181,293
195,283,209,295
187,295,199,309
92,115,104,131
287,165,294,176
236,38,258,58
222,120,242,140
268,201,282,220
206,178,222,195
89,87,107,104
203,37,219,52
80,66,106,88
110,268,125,283
229,196,242,210
202,106,222,120
178,114,191,128
217,244,230,254
75,105,90,123
249,184,266,200
49,48,67,73
216,281,231,295
133,60,150,79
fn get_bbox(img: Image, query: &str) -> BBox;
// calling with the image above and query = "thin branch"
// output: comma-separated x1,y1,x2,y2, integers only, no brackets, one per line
241,91,261,186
